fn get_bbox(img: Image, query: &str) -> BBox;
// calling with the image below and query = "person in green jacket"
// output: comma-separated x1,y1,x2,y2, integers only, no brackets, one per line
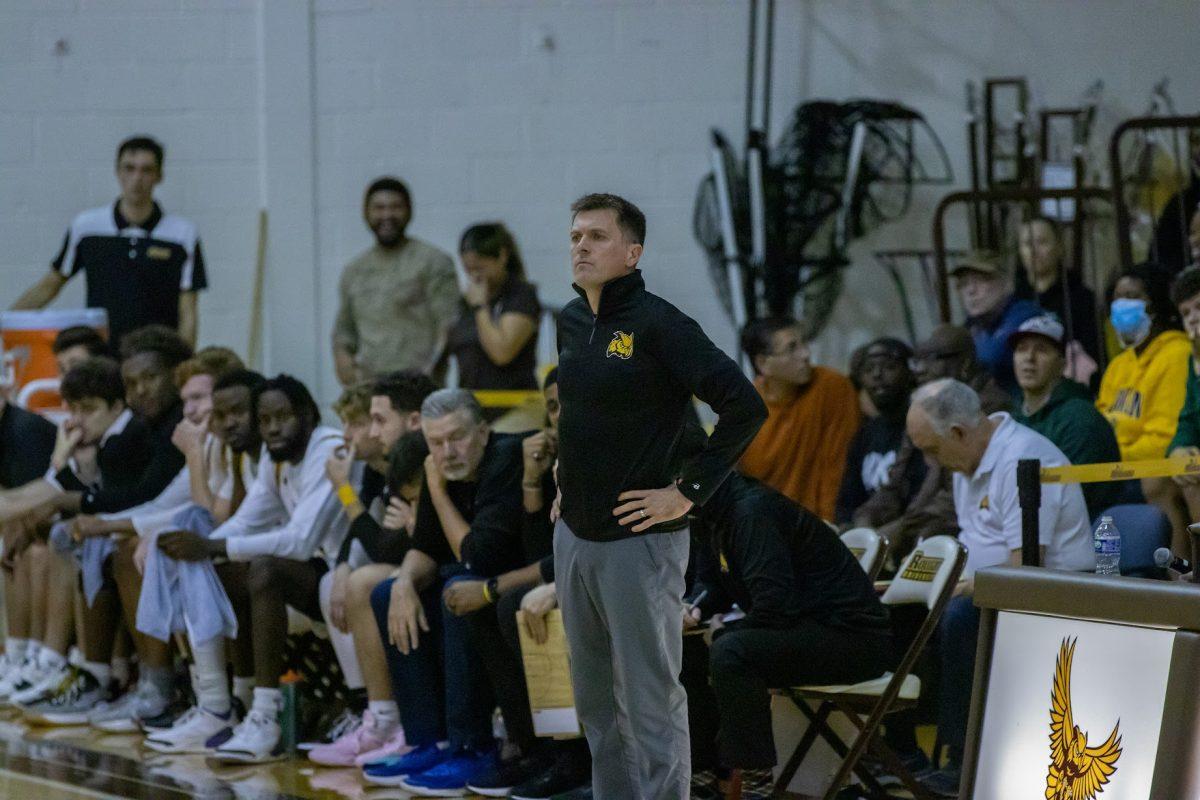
1010,315,1127,520
1154,267,1200,553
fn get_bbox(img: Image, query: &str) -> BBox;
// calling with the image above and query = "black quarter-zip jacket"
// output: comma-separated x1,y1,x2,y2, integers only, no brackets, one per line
557,270,767,542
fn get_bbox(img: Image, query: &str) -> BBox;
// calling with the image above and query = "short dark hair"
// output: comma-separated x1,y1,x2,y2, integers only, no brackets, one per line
1171,266,1200,308
364,176,411,212
740,317,800,375
118,325,193,368
386,430,430,497
116,136,164,169
52,325,109,358
61,357,124,406
253,374,320,427
459,222,526,280
213,368,267,395
570,193,646,245
1107,262,1181,330
372,370,438,415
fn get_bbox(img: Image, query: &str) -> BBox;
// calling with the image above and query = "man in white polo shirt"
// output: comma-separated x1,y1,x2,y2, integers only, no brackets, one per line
905,377,1093,795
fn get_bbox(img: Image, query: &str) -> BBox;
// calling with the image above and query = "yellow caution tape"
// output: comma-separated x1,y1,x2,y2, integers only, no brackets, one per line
473,390,543,408
1040,457,1200,485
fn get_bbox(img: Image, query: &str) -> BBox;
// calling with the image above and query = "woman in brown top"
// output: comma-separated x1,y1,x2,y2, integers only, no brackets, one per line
446,224,540,416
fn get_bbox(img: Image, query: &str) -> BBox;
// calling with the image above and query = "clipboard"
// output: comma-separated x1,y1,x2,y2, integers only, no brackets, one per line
516,609,582,738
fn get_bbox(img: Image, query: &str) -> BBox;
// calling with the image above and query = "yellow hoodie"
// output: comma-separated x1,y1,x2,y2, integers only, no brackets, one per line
1096,329,1191,461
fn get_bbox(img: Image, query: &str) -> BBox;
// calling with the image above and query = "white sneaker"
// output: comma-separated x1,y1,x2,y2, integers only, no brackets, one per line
11,664,70,707
212,709,285,764
144,706,237,754
89,680,170,733
0,656,37,703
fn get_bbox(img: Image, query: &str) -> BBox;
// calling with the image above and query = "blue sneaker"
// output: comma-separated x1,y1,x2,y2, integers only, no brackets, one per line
401,748,496,797
362,742,451,786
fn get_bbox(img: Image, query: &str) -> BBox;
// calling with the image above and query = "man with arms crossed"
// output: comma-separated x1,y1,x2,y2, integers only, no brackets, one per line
555,193,767,799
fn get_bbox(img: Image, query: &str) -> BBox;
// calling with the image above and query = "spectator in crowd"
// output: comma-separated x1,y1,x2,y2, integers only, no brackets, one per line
907,379,1094,795
12,136,206,348
853,325,1009,558
332,177,459,386
362,389,523,794
447,223,540,416
156,375,346,763
1010,315,1126,520
835,337,922,526
950,249,1040,393
1145,268,1200,554
1151,131,1200,273
1098,264,1190,542
1016,215,1101,379
307,371,437,767
847,342,880,419
52,326,112,373
684,472,891,800
739,317,859,520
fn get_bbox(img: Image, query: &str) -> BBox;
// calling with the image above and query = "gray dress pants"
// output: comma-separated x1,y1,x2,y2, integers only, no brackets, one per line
554,518,690,800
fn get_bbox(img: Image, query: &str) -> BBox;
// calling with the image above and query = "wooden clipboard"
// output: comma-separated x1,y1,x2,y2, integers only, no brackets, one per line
516,609,582,738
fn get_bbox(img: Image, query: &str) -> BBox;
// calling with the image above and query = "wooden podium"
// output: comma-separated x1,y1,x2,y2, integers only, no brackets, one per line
961,566,1200,799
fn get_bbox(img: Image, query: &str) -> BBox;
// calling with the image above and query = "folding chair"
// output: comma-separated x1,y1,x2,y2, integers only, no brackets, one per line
840,527,890,581
774,535,966,800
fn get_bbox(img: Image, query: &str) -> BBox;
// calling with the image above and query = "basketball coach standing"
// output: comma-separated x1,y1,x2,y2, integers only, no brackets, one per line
554,193,767,799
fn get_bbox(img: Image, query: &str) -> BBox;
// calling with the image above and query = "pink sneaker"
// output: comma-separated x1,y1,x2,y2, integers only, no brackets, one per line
308,710,395,767
354,725,409,767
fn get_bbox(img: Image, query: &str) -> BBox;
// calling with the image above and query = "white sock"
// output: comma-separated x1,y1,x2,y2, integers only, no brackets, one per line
191,637,231,716
83,661,111,685
38,648,67,672
250,686,282,719
367,700,400,733
233,676,254,712
6,638,28,663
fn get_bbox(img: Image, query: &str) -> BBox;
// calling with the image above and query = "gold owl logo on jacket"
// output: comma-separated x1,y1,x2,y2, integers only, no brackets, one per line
1046,638,1122,800
606,331,634,360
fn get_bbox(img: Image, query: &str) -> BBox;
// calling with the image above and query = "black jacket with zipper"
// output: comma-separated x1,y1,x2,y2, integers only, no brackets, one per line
556,270,767,542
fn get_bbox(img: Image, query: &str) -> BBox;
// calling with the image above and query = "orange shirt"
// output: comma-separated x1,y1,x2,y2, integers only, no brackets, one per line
739,367,861,520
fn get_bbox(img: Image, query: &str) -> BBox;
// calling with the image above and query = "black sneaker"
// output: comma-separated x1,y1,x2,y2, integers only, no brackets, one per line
510,753,591,800
297,706,359,752
468,752,553,797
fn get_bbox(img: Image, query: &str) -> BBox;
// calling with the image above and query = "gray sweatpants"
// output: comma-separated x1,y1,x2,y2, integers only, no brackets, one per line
554,519,691,800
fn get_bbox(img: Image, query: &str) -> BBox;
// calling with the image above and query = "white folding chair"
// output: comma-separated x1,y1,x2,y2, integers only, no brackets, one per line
775,535,966,800
840,527,890,581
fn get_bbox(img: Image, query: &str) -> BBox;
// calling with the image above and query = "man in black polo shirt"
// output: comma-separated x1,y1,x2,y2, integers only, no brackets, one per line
12,136,207,349
555,193,767,800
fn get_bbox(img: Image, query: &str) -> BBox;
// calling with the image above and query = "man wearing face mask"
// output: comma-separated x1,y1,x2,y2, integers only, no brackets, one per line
1097,264,1190,463
332,177,460,386
950,250,1040,394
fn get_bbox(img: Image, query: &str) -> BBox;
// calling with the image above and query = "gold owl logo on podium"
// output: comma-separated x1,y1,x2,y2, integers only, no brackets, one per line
1046,638,1122,800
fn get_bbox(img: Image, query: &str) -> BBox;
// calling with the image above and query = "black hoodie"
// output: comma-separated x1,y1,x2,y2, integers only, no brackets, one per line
556,270,767,542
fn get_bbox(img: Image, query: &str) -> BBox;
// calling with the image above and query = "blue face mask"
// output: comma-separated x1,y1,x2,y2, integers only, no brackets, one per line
1111,298,1151,348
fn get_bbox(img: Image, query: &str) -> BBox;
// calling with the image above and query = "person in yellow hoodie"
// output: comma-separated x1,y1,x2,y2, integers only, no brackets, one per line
1097,264,1191,541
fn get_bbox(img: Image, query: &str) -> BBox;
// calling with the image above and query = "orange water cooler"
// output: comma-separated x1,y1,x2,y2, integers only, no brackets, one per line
0,309,109,417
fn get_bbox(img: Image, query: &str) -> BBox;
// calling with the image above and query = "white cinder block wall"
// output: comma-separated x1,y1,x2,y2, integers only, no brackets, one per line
1,0,1197,409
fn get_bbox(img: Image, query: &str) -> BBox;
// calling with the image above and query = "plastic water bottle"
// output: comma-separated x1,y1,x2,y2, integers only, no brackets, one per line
1093,516,1121,576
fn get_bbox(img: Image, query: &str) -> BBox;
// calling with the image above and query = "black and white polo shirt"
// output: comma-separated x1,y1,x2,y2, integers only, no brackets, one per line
51,200,208,346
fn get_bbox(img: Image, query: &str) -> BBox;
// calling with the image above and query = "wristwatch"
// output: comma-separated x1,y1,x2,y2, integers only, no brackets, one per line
485,577,500,604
